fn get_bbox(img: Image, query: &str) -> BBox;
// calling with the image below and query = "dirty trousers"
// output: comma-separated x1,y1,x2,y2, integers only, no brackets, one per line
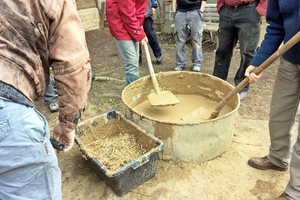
267,57,300,199
213,2,261,93
174,10,203,67
0,99,61,200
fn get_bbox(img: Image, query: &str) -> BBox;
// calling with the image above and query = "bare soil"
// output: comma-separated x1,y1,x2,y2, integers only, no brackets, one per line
34,23,292,200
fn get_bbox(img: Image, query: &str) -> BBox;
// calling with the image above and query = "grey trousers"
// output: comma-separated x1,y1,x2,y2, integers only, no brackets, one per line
43,74,56,104
174,10,203,67
267,57,300,199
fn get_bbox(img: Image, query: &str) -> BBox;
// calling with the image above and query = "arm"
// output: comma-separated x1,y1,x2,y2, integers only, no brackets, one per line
256,0,267,16
246,0,284,84
172,0,177,13
151,0,158,15
118,0,147,42
217,0,225,13
200,0,206,15
151,0,158,9
48,0,92,152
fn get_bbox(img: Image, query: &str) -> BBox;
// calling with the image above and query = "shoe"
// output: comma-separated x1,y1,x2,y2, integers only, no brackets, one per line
193,65,201,72
239,91,248,101
156,56,162,64
174,66,185,71
276,193,294,200
49,102,59,113
248,156,288,171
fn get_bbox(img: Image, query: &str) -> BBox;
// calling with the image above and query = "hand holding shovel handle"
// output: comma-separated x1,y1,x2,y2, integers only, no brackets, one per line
209,30,300,120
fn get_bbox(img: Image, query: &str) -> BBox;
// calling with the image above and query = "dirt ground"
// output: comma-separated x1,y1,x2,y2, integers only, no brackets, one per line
34,23,294,200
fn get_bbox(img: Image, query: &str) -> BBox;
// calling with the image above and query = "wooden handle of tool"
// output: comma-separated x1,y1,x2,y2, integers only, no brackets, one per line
144,43,160,94
209,30,300,120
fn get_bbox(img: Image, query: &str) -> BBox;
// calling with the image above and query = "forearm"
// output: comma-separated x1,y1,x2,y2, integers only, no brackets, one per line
172,0,177,13
200,1,206,12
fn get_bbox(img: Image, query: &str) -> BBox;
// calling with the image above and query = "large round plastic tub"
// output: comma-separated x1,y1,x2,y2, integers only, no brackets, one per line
122,71,240,163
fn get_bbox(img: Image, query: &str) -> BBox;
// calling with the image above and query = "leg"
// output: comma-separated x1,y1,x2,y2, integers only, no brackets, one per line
0,100,61,200
213,7,237,80
115,39,140,85
174,11,188,69
139,42,142,65
286,129,300,199
143,17,162,58
43,74,59,112
188,10,203,70
43,80,56,104
268,58,300,168
234,3,261,93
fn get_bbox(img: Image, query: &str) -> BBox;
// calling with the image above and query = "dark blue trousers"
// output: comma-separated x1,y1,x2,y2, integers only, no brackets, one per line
143,17,161,58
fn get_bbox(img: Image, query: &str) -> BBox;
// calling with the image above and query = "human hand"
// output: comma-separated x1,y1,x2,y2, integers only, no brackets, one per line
52,122,75,154
141,37,148,46
172,11,176,18
151,8,156,15
245,65,262,84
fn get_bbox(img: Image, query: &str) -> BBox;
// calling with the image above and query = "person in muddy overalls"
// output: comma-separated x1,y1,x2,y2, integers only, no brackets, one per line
172,0,207,72
0,0,91,199
246,0,300,199
106,0,148,85
212,0,267,101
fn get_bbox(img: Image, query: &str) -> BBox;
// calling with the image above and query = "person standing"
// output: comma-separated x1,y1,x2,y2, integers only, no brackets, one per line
43,74,59,113
212,0,267,101
106,0,148,85
143,0,163,64
245,0,300,199
0,0,91,199
172,0,206,72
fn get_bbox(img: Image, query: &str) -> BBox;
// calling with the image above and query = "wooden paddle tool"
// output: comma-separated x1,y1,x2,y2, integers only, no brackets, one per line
209,30,300,120
144,43,180,107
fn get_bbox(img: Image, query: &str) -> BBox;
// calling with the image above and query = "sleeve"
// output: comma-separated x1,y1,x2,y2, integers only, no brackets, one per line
118,0,147,42
256,0,267,16
217,0,225,13
48,0,92,132
152,0,158,9
250,0,285,67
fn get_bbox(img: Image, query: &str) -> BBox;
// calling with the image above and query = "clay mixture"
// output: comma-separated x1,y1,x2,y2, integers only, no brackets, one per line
134,94,232,123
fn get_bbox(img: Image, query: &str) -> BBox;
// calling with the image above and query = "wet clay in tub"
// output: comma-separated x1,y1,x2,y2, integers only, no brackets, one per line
133,94,232,123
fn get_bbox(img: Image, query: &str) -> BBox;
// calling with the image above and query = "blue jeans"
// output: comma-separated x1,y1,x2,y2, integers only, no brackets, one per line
143,17,162,58
0,99,61,200
115,39,140,85
174,10,204,67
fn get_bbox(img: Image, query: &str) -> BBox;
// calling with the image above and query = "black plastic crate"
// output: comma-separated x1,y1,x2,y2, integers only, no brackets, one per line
75,110,164,196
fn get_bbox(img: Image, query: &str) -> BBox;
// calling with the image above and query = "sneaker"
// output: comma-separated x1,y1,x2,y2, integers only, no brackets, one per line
239,91,248,101
174,66,185,71
193,65,201,72
156,56,162,64
49,102,59,113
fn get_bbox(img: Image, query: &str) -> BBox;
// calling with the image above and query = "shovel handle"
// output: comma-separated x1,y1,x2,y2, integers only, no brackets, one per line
144,43,160,94
209,30,300,120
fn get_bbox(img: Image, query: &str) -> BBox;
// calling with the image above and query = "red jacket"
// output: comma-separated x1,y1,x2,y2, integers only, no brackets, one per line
106,0,148,42
217,0,267,16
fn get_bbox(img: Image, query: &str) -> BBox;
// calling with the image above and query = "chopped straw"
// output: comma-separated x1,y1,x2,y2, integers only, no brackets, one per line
82,126,147,172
